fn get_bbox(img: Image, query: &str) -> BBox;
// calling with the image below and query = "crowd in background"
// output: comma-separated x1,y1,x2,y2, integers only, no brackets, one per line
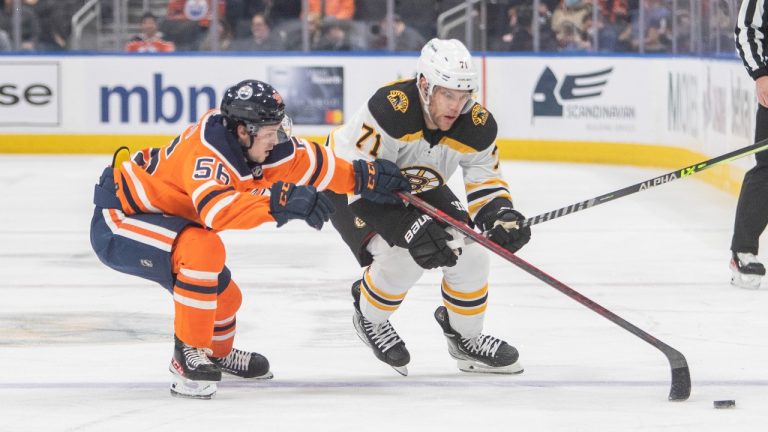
0,0,738,54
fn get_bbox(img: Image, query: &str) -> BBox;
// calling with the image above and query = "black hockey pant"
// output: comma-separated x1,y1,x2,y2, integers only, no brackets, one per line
731,104,768,254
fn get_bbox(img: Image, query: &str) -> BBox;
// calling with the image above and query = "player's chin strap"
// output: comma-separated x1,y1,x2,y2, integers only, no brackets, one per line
417,79,437,127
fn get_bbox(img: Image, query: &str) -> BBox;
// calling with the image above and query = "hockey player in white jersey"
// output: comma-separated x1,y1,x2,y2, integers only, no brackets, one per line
325,38,531,376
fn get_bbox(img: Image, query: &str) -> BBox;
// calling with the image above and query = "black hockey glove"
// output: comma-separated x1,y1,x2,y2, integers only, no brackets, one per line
483,208,531,254
269,181,334,230
353,159,409,205
395,209,458,269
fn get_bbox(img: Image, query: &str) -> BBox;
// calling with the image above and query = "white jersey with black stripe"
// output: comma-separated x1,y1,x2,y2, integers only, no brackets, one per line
328,79,512,220
736,0,768,79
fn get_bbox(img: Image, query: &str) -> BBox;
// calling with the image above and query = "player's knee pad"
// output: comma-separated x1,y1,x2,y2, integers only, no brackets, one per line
444,242,490,288
367,236,424,291
172,227,226,273
217,279,243,319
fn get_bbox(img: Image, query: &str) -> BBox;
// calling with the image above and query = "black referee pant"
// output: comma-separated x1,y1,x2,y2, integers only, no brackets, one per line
731,104,768,254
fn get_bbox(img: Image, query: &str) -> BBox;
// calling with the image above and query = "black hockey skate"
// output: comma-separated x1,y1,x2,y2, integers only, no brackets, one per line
351,281,410,376
210,347,273,379
169,335,222,399
730,252,765,289
434,306,523,374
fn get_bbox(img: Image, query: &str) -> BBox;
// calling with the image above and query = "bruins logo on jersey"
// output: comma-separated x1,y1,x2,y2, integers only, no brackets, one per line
402,166,444,193
471,104,489,126
387,90,409,113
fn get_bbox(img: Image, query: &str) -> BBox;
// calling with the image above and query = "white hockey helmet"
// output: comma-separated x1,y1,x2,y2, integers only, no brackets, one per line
416,38,478,95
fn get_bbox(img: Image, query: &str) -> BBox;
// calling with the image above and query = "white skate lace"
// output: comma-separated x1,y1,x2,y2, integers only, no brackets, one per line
461,334,502,358
736,253,762,266
364,319,402,353
217,348,251,372
183,346,214,367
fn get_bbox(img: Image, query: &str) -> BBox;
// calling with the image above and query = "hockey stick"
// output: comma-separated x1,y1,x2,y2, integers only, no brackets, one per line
523,137,768,227
397,191,691,401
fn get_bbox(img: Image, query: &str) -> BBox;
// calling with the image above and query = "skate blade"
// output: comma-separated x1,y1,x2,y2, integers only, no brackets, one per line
170,374,218,399
731,272,762,290
457,359,524,375
354,316,409,376
391,365,408,376
255,371,274,380
221,370,274,380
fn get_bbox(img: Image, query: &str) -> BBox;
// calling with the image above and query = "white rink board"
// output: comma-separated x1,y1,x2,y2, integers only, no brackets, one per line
0,54,757,165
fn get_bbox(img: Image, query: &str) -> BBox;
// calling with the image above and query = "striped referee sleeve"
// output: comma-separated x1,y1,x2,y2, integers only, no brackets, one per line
736,0,768,79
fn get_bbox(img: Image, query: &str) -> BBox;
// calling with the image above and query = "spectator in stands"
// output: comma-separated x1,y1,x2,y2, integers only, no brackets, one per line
26,0,77,51
314,18,354,50
354,0,386,22
307,0,354,20
0,0,40,50
535,0,561,51
708,0,735,53
368,14,425,51
199,17,233,51
580,13,597,50
0,28,10,51
226,0,266,39
558,21,590,51
551,0,592,46
162,0,226,51
268,0,301,27
597,0,629,25
673,10,692,53
125,12,176,53
229,13,284,51
642,23,668,53
491,3,559,52
491,5,533,52
398,0,438,40
590,11,618,51
632,0,670,52
284,10,324,50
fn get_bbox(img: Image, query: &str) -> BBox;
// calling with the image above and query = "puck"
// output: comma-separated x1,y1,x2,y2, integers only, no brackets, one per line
713,400,736,409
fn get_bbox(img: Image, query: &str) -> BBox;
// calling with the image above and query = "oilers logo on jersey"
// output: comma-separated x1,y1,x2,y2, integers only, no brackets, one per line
402,166,444,193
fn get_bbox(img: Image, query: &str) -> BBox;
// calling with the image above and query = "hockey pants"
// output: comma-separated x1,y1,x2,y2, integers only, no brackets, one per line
731,104,768,254
359,234,490,338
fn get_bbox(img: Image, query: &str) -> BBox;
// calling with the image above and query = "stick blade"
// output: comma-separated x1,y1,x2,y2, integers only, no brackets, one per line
668,365,691,401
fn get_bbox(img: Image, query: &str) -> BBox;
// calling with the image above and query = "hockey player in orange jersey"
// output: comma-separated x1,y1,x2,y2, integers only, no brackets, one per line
89,79,408,399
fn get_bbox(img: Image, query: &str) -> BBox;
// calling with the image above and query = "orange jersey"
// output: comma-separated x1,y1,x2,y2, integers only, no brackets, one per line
114,110,355,231
125,38,176,53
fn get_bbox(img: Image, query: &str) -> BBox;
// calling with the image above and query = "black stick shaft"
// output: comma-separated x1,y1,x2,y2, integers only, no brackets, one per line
524,138,768,227
398,192,691,401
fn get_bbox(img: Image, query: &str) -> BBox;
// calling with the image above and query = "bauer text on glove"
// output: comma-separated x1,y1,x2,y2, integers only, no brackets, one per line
395,210,458,269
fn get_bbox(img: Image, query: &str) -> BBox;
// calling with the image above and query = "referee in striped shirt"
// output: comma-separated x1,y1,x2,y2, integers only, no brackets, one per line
732,0,768,288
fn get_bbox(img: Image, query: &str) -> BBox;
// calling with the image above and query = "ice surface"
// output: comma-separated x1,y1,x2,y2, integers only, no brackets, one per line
1,155,766,431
